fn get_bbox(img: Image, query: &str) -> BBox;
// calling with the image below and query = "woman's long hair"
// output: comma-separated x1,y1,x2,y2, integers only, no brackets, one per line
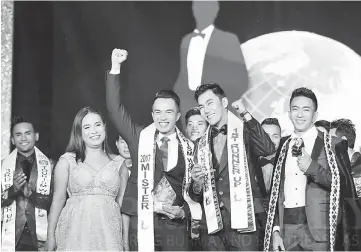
65,107,112,162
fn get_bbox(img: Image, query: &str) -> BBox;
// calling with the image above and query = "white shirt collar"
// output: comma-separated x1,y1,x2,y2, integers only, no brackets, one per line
291,126,318,142
194,24,215,36
158,131,177,143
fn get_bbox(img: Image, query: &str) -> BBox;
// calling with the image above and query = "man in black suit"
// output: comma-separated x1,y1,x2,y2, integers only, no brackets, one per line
188,83,275,250
173,0,249,131
1,117,54,251
106,49,195,251
330,119,361,197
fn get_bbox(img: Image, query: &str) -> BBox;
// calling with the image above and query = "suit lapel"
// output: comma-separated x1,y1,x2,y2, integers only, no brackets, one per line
218,144,228,176
204,27,219,58
311,131,325,161
202,28,219,79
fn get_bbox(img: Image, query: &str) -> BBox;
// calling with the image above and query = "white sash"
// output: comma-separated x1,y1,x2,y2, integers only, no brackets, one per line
137,124,200,251
1,147,52,251
263,133,341,251
198,111,256,234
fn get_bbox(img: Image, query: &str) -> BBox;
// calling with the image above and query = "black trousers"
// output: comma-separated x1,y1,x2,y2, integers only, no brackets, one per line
282,207,328,251
200,208,260,251
129,215,189,251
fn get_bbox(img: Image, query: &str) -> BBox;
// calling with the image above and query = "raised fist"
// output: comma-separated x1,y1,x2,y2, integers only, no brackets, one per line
112,48,128,65
231,98,247,114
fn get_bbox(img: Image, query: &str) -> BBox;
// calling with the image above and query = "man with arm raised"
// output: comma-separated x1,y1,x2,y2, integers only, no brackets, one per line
106,49,201,251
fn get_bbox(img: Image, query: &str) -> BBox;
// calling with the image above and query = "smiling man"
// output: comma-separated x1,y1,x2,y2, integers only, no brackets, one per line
264,87,361,251
185,107,208,142
188,83,275,251
105,49,201,251
1,116,54,251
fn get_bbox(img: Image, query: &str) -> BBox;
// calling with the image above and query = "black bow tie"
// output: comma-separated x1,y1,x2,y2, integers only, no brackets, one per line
259,156,276,167
18,153,35,164
193,31,206,39
211,124,227,137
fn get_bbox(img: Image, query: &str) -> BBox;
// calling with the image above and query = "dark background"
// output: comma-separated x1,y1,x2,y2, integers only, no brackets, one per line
12,1,361,160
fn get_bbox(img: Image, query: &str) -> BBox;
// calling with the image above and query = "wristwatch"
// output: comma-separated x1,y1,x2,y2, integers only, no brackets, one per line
239,110,249,118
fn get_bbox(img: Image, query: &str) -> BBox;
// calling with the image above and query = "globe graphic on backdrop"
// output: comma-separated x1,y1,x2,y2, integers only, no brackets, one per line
241,31,361,149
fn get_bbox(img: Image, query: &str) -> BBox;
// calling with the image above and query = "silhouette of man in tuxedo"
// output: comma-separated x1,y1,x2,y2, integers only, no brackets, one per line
174,0,249,131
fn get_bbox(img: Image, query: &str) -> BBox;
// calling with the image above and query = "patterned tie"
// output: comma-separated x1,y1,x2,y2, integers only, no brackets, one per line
160,136,170,171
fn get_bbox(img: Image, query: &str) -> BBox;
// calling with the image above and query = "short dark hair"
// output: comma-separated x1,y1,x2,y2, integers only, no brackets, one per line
153,90,180,111
331,119,356,149
261,118,281,129
314,120,331,132
194,83,226,102
11,116,37,135
290,87,318,111
185,107,202,125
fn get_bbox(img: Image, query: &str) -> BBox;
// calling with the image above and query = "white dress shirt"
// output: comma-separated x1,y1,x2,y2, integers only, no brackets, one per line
274,126,319,233
157,132,178,171
283,126,318,208
187,24,215,91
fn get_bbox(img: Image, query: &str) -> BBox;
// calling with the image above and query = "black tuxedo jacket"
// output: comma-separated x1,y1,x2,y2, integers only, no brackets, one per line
188,117,275,220
1,157,54,246
173,27,249,130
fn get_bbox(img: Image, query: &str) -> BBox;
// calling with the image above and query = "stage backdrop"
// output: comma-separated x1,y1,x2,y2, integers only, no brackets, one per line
12,1,361,160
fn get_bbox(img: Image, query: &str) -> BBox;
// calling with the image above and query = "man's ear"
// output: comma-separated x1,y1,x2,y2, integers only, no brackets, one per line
222,97,228,108
312,111,319,123
11,136,15,145
35,132,39,142
176,112,181,122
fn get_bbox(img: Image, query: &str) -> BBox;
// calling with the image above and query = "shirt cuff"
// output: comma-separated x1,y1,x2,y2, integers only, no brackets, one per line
7,185,21,199
273,225,280,233
109,69,120,75
244,117,258,128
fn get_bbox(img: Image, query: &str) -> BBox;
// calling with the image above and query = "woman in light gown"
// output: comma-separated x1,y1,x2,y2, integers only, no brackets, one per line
45,107,128,251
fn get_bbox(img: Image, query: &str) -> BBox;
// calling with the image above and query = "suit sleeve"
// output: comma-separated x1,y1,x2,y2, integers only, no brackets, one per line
106,71,143,216
1,186,20,207
244,117,276,158
121,167,138,216
226,33,249,102
106,71,143,145
174,36,188,86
